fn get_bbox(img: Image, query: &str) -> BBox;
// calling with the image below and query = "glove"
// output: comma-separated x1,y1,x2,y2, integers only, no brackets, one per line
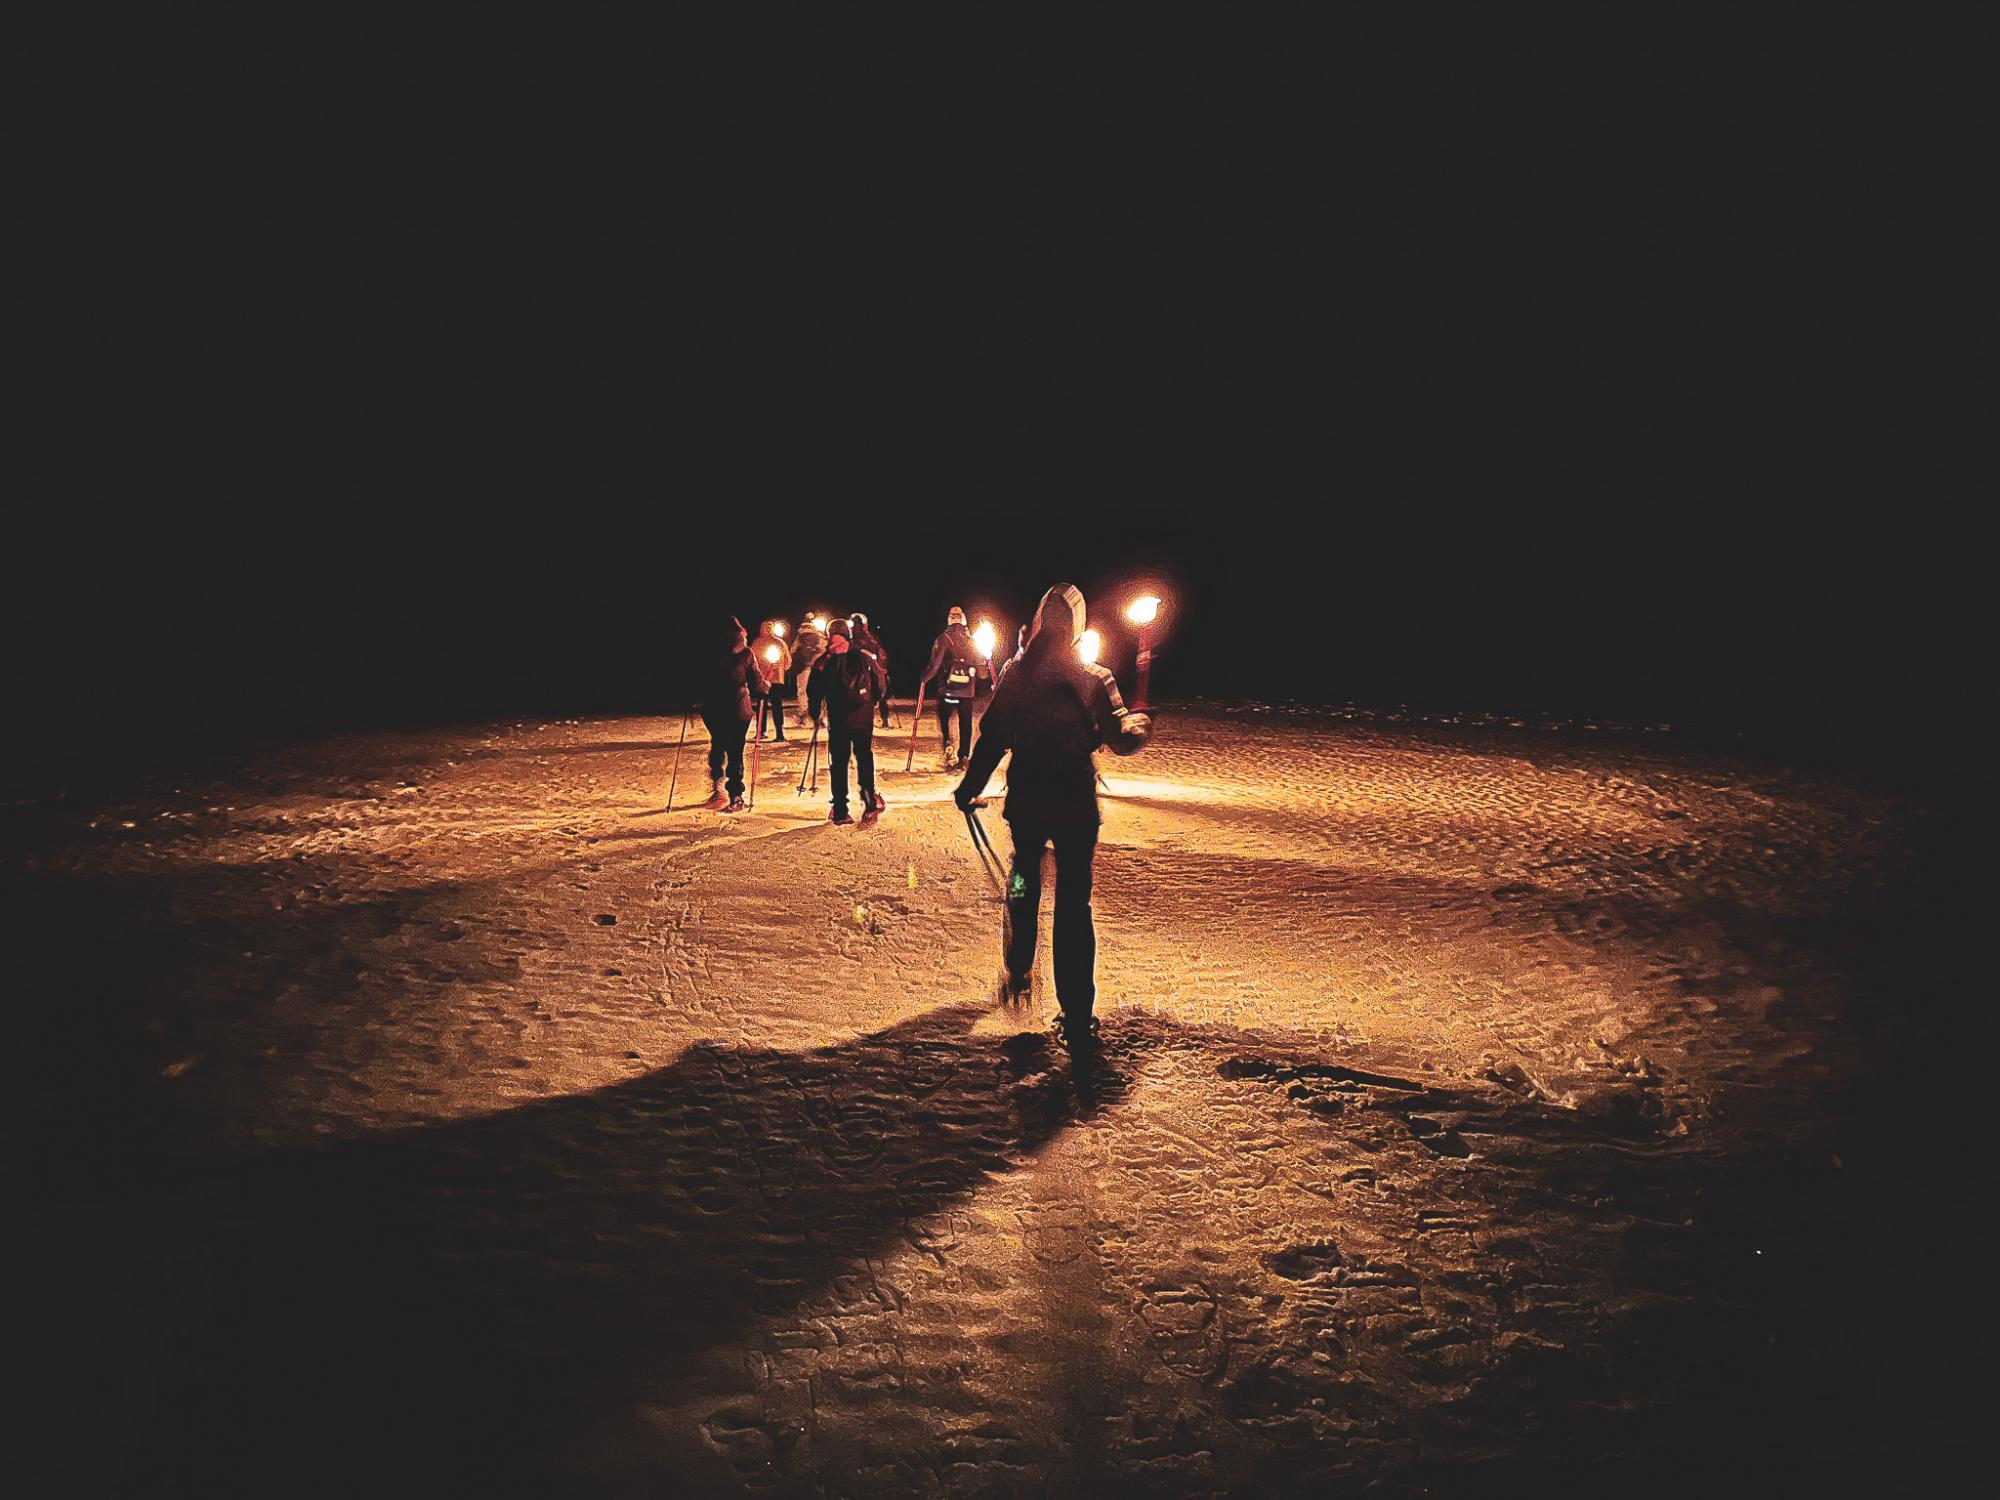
1123,712,1153,739
953,784,977,812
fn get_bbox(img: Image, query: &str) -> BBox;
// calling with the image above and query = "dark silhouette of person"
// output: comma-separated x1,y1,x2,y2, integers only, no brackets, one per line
955,583,1150,1045
921,606,986,770
808,617,889,825
701,616,762,811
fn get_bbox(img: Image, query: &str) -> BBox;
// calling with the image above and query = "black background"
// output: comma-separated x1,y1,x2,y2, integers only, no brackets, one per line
13,6,1985,792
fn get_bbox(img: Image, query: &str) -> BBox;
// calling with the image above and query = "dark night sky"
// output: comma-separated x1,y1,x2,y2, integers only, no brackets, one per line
13,7,1986,790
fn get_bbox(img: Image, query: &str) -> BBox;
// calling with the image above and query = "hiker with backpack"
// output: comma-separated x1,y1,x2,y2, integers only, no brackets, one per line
701,616,764,813
808,617,889,826
850,611,894,728
751,618,792,741
920,605,987,770
954,583,1151,1048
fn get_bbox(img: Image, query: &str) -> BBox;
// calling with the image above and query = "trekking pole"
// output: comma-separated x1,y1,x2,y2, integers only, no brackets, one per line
797,715,821,795
749,701,765,808
904,680,927,772
665,711,691,811
964,809,1006,899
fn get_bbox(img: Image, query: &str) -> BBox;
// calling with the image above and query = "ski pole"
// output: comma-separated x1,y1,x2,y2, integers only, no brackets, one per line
665,711,691,811
964,809,1006,899
749,701,764,808
905,680,927,771
797,715,821,795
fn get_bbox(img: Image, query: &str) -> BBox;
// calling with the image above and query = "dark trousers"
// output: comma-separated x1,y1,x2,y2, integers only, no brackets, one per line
755,694,785,740
829,724,876,815
1005,821,1099,1019
937,696,973,758
703,711,748,798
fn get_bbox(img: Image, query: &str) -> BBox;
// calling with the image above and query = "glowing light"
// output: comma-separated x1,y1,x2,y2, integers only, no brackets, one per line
1078,628,1102,665
1127,594,1162,626
763,645,780,663
973,620,997,660
811,616,828,634
772,621,787,638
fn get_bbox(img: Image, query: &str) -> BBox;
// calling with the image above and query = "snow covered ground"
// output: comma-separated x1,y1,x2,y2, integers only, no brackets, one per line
13,703,1948,1494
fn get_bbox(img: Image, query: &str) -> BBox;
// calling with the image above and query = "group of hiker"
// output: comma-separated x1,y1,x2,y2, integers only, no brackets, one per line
692,584,1152,1052
699,604,998,825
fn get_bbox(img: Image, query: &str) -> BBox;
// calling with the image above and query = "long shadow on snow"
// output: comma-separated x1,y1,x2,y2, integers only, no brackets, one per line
23,1001,1075,1494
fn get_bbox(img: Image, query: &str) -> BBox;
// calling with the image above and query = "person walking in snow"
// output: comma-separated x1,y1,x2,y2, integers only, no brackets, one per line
808,617,889,826
790,615,826,728
750,619,792,741
850,612,894,728
701,616,764,813
954,583,1150,1047
921,605,986,770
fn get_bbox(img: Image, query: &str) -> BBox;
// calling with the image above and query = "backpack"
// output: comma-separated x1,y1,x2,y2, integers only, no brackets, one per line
941,634,977,700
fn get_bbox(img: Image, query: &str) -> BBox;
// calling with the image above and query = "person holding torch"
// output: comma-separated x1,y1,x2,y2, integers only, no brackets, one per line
921,606,986,771
751,619,792,741
954,583,1150,1051
790,614,826,728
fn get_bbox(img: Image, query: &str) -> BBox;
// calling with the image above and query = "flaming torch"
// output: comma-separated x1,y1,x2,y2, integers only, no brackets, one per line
772,620,787,639
1125,593,1163,710
973,619,997,663
1078,628,1102,667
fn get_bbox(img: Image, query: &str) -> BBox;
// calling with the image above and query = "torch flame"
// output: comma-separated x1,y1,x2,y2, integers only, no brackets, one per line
763,645,780,663
1126,594,1161,626
772,621,786,638
973,620,997,660
811,616,828,634
1078,628,1102,666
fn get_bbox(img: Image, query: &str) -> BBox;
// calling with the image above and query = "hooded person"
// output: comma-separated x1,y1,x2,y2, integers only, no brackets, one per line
701,615,764,812
850,612,893,728
920,605,987,770
808,616,890,826
791,615,827,725
750,619,792,741
954,583,1150,1044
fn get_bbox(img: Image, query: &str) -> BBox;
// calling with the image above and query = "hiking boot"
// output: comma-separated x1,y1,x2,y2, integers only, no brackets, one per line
1057,1011,1099,1053
858,792,884,826
700,780,727,811
830,808,854,826
723,797,746,813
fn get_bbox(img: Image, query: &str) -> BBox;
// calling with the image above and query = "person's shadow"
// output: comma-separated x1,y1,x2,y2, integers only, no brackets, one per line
24,1003,1082,1495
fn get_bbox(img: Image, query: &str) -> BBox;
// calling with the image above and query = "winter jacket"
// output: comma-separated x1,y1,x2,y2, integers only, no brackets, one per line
751,624,792,688
921,624,985,701
853,624,888,680
791,625,825,680
705,643,763,724
808,640,888,731
958,584,1147,827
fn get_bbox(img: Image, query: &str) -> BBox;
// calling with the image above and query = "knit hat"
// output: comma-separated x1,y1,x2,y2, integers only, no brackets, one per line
828,617,852,640
947,606,967,626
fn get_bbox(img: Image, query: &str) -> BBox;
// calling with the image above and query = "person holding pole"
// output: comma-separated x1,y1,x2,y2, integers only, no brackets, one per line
808,617,888,826
751,619,792,741
700,616,761,813
953,583,1150,1049
920,605,985,771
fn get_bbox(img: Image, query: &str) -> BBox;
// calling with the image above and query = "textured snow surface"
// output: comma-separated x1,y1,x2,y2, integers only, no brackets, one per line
16,705,1925,1494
